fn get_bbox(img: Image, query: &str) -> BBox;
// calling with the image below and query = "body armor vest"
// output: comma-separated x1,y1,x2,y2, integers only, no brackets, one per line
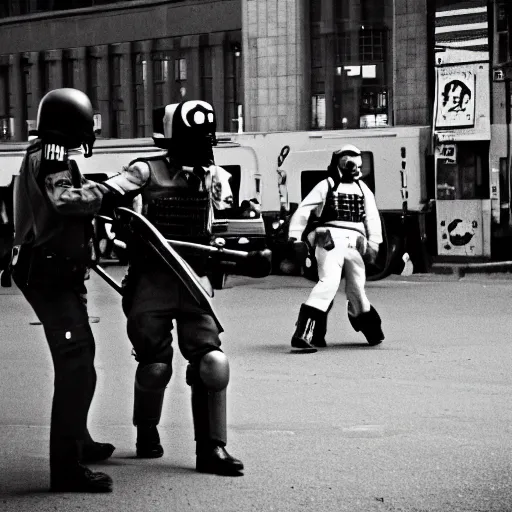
320,180,366,224
135,156,212,244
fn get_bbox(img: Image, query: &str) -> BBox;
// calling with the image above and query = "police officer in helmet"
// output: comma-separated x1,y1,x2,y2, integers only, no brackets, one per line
11,88,115,492
121,100,244,475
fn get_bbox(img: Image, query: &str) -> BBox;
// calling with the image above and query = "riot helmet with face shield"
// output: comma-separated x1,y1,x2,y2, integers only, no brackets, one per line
152,100,217,167
35,88,96,159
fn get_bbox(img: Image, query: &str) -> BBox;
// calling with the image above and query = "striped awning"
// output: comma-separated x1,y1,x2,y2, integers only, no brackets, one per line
435,0,488,56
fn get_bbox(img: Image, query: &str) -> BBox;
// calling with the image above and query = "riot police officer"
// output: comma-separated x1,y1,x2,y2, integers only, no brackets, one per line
121,100,244,475
288,144,385,352
10,88,115,492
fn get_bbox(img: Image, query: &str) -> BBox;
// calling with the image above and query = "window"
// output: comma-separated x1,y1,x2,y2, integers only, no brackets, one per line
153,52,169,108
175,58,187,82
359,28,384,62
310,0,392,130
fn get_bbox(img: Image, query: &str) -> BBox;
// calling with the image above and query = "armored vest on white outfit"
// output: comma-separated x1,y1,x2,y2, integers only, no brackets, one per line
319,180,366,224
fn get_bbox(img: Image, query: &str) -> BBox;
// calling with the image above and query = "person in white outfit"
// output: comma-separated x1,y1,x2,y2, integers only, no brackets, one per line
288,144,385,353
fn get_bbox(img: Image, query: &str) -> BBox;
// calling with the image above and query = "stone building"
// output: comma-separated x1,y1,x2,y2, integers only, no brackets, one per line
0,0,432,141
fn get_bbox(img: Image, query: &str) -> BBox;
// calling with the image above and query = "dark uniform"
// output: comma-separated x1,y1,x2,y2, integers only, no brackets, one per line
10,88,115,493
122,100,244,475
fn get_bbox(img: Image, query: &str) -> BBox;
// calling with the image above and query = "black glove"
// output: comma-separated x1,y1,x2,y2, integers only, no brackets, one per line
363,244,379,266
288,238,309,266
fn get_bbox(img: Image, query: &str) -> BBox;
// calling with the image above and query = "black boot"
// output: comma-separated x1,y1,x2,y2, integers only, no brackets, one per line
81,429,115,463
291,304,325,353
51,464,113,493
348,304,384,346
81,442,116,463
136,424,164,458
310,301,333,347
196,442,244,475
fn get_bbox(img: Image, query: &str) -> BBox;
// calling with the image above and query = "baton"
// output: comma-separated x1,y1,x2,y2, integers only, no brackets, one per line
166,238,270,260
91,263,123,295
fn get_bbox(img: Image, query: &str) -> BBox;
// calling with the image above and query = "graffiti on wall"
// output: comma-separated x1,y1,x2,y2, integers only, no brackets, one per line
435,68,476,129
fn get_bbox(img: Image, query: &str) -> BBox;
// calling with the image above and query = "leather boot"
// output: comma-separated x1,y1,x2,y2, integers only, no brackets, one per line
136,424,164,458
348,304,384,346
81,442,116,463
310,301,333,347
291,304,324,353
51,464,113,493
81,429,115,463
196,442,244,475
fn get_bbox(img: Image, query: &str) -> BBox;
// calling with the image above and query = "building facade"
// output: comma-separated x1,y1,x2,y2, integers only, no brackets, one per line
0,0,433,140
1,0,512,260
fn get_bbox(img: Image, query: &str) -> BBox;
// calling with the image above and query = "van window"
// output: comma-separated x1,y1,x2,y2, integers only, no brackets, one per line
220,165,241,207
300,151,375,198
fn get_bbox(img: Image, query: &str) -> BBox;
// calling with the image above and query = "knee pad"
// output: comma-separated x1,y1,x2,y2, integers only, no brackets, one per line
188,350,229,392
136,362,173,391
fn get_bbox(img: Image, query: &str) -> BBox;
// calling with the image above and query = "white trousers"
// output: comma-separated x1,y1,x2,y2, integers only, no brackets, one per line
305,227,371,315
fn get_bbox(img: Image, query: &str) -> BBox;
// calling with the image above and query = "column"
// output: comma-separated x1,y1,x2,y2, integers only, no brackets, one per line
110,42,135,139
67,47,87,92
134,40,154,137
43,49,63,91
210,32,226,132
90,45,111,138
180,35,201,101
22,51,42,124
154,38,174,107
8,53,23,141
320,0,335,129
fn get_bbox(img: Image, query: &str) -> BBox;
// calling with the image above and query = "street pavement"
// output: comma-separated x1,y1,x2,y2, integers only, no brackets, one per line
0,268,511,512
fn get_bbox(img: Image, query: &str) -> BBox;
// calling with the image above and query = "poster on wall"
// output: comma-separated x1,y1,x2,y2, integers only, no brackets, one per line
435,67,476,129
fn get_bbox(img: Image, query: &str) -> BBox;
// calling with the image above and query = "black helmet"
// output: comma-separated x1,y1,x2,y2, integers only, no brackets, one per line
152,100,217,166
36,88,96,158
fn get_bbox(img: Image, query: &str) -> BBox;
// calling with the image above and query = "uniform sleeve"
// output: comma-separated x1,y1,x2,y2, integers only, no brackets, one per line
360,181,383,247
44,170,105,216
102,161,150,196
288,180,329,241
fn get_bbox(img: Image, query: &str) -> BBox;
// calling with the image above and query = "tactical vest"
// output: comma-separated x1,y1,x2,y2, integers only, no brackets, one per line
133,156,212,244
319,179,366,224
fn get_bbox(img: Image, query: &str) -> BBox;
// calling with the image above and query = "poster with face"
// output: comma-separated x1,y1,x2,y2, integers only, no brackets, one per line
435,68,476,129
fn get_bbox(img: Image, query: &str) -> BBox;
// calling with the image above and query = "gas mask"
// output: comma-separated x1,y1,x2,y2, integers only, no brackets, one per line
338,154,363,183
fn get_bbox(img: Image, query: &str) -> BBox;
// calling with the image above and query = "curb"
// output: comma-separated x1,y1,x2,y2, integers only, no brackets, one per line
432,261,512,277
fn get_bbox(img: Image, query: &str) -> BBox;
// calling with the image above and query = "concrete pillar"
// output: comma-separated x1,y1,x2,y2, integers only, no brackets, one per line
210,32,226,132
242,0,309,132
134,40,154,137
43,49,63,92
8,54,24,141
320,0,335,129
89,45,111,138
66,47,87,93
110,42,135,139
22,51,42,125
180,35,201,101
154,38,174,108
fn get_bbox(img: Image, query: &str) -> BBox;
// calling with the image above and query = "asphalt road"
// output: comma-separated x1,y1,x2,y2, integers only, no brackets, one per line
0,269,511,512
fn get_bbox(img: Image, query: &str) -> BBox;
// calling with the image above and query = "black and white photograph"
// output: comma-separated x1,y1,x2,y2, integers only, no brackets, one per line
0,0,511,511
